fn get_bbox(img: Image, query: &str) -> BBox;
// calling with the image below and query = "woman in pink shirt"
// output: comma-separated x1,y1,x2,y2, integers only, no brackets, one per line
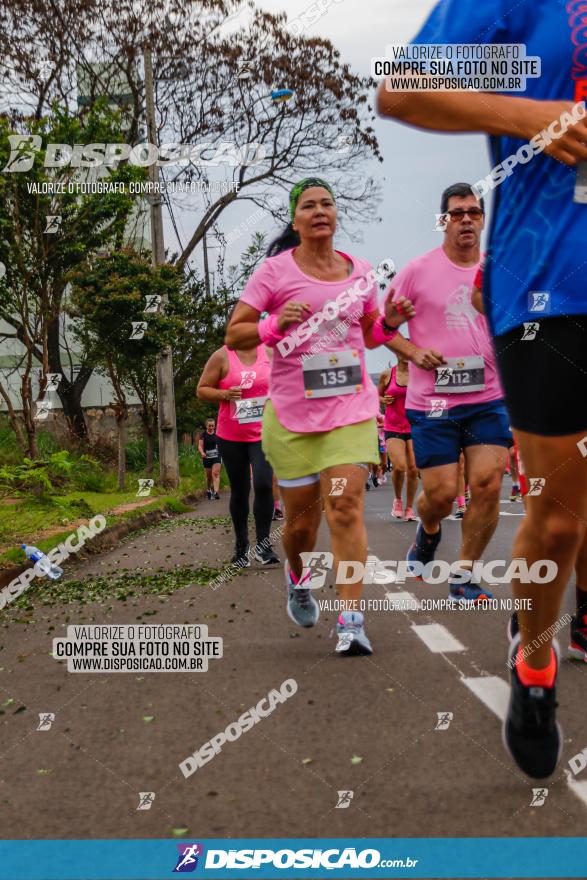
197,344,278,567
378,356,418,521
225,178,414,656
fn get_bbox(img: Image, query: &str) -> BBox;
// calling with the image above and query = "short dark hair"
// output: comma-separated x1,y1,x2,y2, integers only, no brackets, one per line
440,182,485,215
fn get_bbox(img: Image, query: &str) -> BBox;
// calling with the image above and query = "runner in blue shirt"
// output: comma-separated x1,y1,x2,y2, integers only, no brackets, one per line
377,0,587,779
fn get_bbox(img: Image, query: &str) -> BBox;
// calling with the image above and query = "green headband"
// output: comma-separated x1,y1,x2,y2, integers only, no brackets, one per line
289,177,335,220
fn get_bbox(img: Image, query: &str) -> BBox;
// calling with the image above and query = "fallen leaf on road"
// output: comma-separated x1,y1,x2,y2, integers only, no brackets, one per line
350,756,363,765
171,828,189,837
301,758,312,765
142,715,154,723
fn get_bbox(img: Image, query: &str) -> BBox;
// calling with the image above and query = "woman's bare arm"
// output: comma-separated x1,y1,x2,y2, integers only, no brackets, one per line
225,302,263,350
196,350,229,403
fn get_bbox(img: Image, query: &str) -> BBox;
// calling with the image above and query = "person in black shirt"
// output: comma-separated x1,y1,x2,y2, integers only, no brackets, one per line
198,418,222,500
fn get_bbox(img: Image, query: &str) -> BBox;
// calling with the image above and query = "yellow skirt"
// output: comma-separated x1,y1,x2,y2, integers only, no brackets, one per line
261,400,379,481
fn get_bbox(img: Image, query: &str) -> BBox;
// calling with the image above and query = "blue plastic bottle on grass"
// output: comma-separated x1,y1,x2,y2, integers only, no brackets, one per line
21,544,63,580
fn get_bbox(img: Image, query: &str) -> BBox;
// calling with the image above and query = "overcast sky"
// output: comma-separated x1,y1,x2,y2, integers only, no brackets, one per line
174,0,494,374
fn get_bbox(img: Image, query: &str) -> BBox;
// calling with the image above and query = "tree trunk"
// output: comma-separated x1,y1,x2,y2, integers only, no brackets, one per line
20,374,38,459
0,382,26,453
145,424,154,475
117,413,127,491
107,360,128,492
25,424,39,459
59,380,90,442
47,315,91,442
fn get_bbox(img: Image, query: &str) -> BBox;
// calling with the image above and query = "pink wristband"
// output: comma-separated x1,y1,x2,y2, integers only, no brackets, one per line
372,314,398,345
258,313,285,347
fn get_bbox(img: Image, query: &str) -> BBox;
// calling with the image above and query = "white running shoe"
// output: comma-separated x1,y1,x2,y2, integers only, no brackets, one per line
335,611,373,655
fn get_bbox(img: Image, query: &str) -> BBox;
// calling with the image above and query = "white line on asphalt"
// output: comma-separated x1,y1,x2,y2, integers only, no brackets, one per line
461,676,510,721
369,551,587,810
385,591,421,609
411,623,466,653
565,771,587,808
369,501,587,806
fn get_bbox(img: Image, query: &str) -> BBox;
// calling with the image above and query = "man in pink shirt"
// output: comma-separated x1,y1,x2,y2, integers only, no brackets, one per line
386,183,512,604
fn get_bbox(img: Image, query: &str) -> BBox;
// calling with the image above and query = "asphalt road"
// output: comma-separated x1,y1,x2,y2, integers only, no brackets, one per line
1,477,586,855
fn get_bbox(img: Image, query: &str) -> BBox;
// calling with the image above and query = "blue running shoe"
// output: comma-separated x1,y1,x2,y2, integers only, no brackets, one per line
448,568,493,604
335,611,373,655
448,581,494,604
406,522,442,577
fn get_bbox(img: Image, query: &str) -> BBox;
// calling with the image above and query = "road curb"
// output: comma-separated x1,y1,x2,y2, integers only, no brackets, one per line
0,490,204,590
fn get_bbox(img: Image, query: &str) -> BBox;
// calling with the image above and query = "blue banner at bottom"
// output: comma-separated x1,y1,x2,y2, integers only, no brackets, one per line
1,838,586,880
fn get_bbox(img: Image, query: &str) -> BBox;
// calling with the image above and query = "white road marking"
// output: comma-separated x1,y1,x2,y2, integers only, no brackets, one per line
499,511,525,517
565,771,587,808
411,623,465,653
462,676,510,721
372,554,587,811
384,591,421,610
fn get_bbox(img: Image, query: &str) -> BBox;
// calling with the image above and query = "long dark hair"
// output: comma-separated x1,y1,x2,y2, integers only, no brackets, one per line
266,222,300,257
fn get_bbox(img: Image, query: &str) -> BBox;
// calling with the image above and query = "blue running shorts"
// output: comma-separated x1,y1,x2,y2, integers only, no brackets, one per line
406,400,513,470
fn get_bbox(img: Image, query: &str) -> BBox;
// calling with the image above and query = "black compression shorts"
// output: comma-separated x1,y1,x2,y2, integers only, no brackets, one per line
384,430,412,441
494,315,587,436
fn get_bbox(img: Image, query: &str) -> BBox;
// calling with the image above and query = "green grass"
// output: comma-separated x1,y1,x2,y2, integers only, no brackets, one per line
0,424,62,466
0,479,205,563
0,418,229,564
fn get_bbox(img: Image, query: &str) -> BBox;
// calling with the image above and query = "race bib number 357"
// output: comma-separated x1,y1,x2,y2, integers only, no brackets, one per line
233,396,268,424
302,350,363,399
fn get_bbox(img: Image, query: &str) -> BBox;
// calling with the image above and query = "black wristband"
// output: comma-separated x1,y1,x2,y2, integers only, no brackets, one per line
381,318,396,333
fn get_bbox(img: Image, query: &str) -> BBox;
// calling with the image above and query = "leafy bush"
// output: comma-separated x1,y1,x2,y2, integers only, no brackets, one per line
68,455,109,492
126,438,150,471
36,431,62,457
0,450,104,497
0,423,22,465
0,422,71,466
0,452,70,496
